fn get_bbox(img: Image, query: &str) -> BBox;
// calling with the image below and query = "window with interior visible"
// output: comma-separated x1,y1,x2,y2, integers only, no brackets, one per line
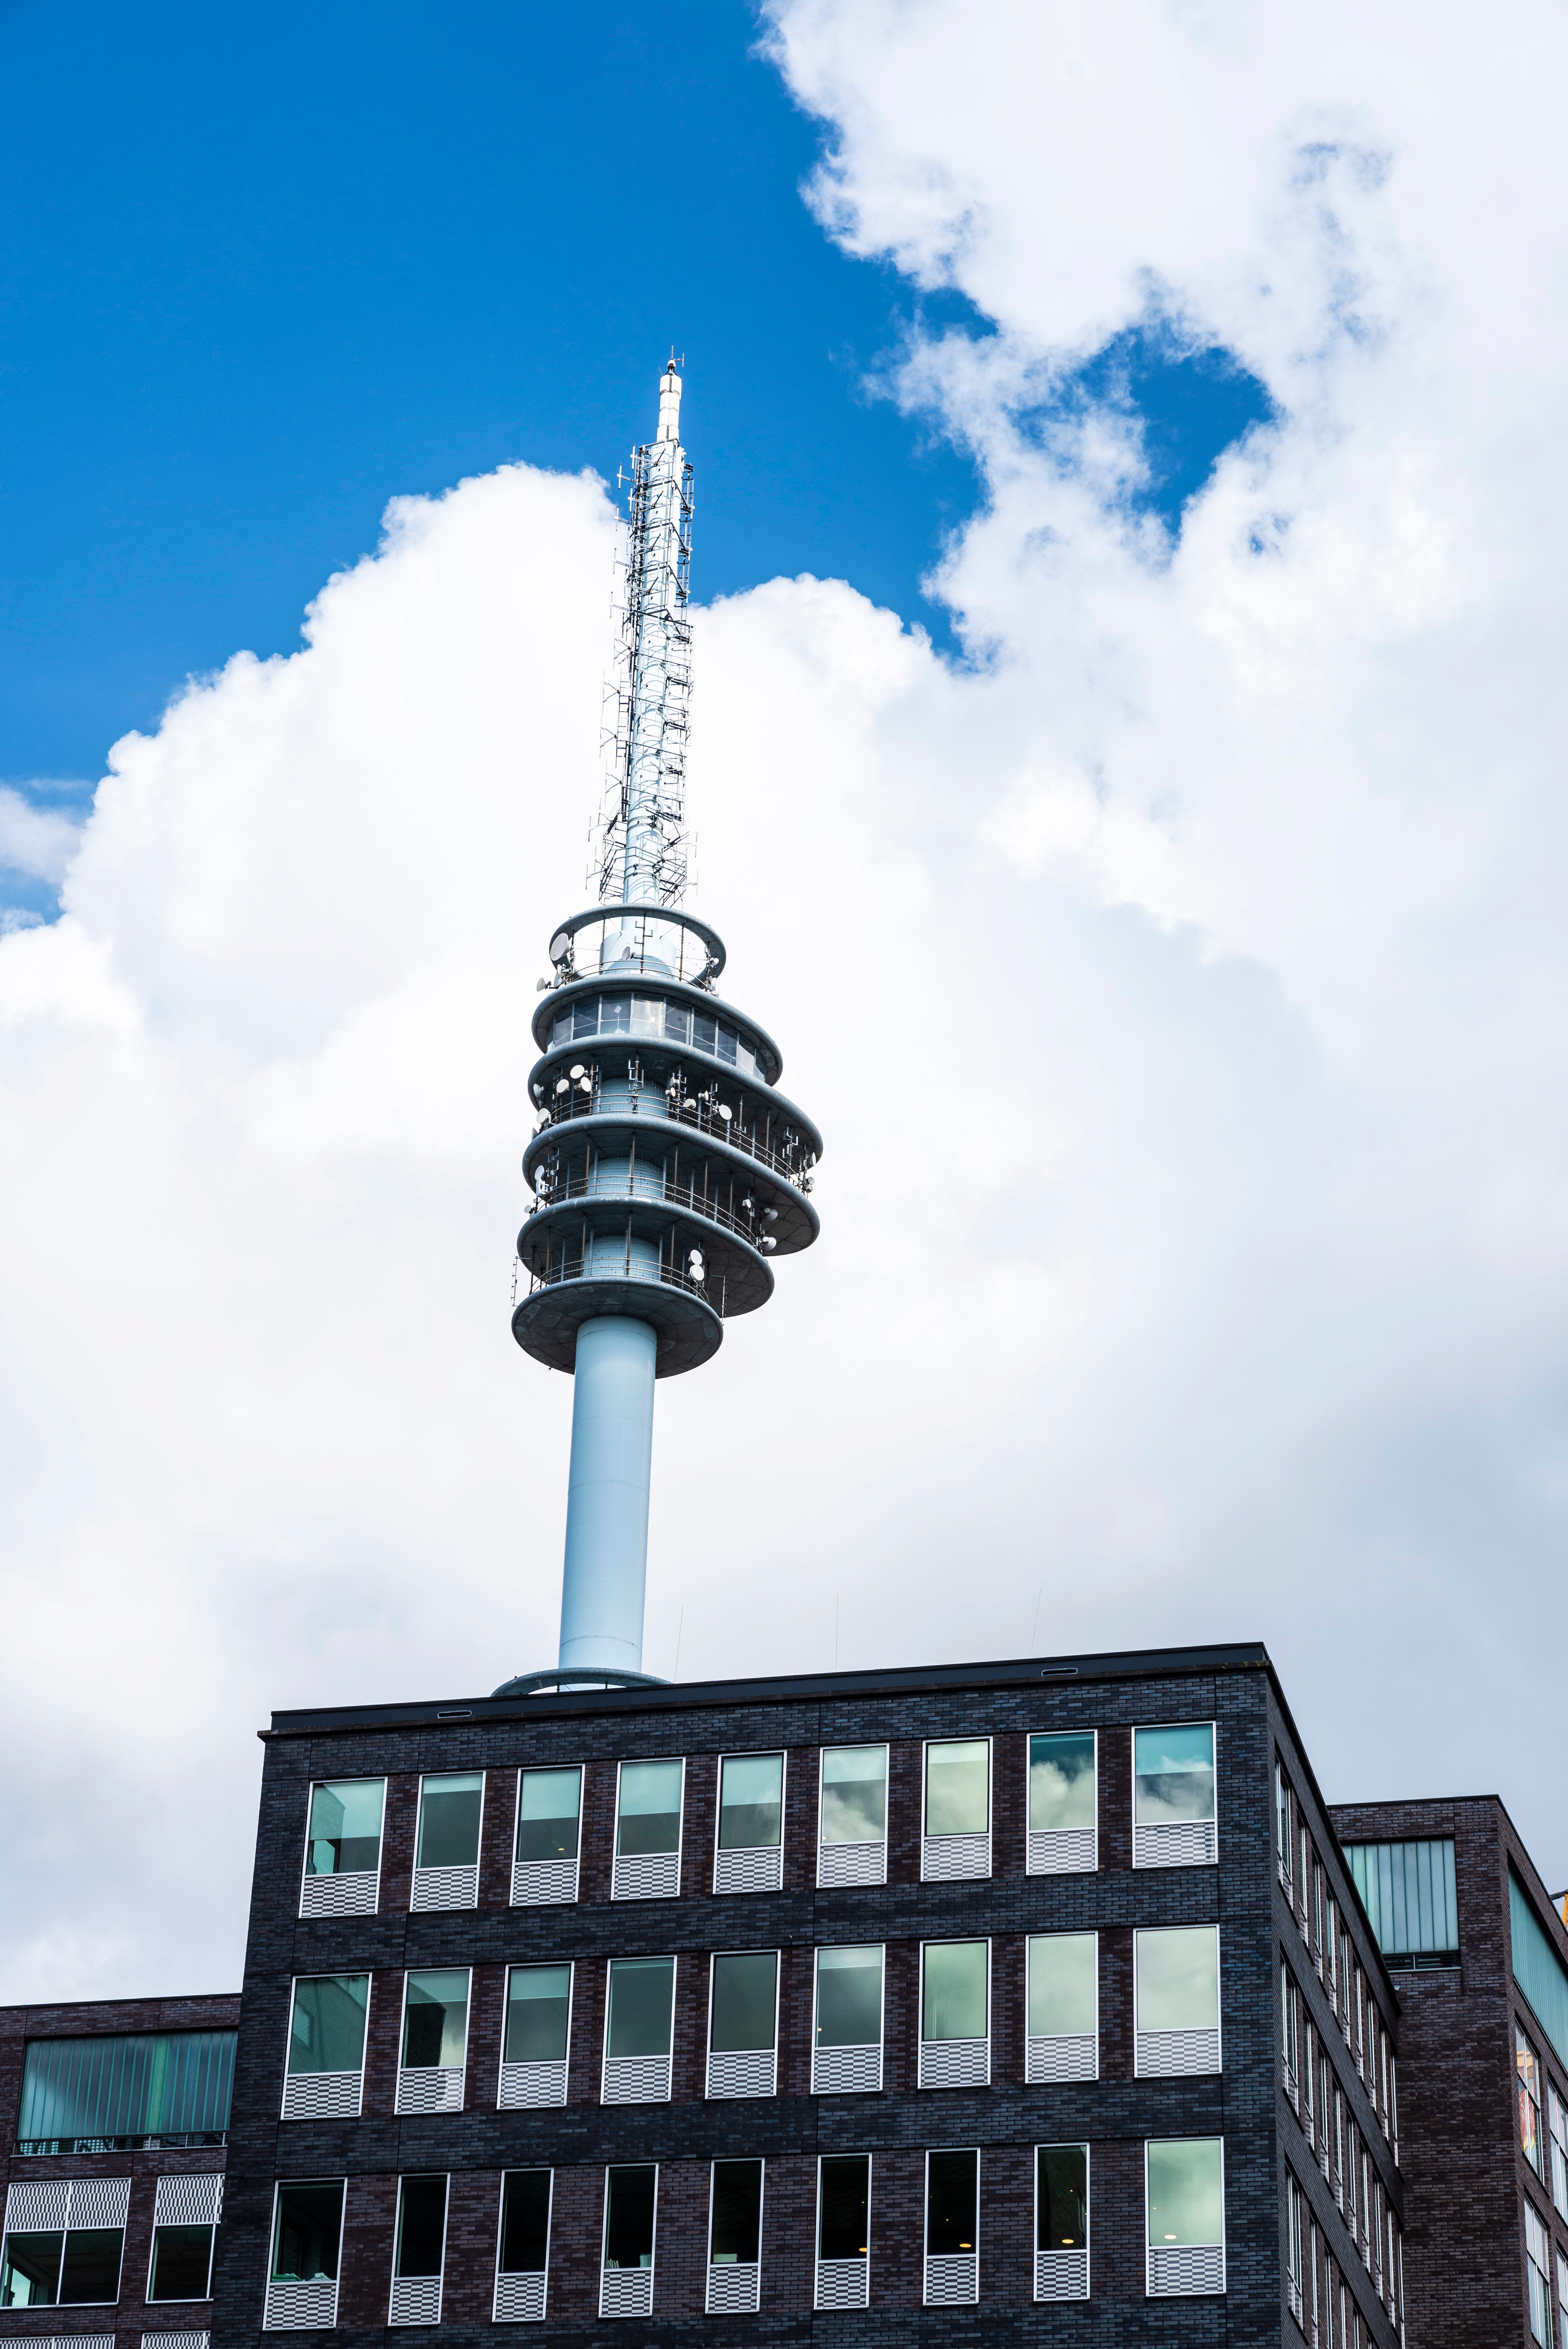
506,1966,571,2066
417,1773,484,1869
718,1753,784,1850
818,2157,869,2260
304,1779,384,1882
270,2181,343,2289
602,2167,657,2271
922,1942,989,2045
1275,1764,1292,1884
288,1976,370,2078
815,1946,883,2049
1344,1838,1458,1971
1549,2080,1568,2218
710,2162,763,2267
515,1768,581,1864
147,2178,222,2302
497,2172,551,2278
1133,1724,1216,1865
0,2188,126,2309
818,1747,887,1855
616,1760,684,1856
395,2176,447,2286
710,1952,778,2061
1526,2202,1551,2345
1520,2023,1547,2177
1036,2144,1088,2253
402,1971,469,2071
605,1958,675,2067
1145,2138,1225,2293
15,2030,235,2155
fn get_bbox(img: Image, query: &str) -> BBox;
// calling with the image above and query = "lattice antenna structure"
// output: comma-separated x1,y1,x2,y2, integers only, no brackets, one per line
591,359,694,910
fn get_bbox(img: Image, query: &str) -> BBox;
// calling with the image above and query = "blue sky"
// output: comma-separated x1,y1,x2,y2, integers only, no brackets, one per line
0,0,1264,807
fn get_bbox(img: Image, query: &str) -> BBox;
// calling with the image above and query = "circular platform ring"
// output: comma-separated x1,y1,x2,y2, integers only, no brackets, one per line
490,1665,667,1698
511,1271,722,1378
548,901,726,986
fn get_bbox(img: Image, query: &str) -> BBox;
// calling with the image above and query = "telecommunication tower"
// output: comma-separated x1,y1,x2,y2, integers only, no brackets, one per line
499,363,822,1693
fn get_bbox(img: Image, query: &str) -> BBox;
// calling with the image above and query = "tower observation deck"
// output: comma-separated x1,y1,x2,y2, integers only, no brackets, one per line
502,363,822,1693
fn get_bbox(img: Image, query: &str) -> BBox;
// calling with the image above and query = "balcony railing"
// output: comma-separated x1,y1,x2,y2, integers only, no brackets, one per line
525,1255,722,1314
528,1167,778,1250
537,1087,813,1189
14,2129,229,2154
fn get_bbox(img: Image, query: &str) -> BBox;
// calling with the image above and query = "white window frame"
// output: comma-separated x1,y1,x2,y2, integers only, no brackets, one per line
1025,1931,1099,2083
923,2147,980,2305
388,2172,449,2328
397,1966,471,2115
281,1974,370,2121
1131,1722,1218,1869
511,1762,584,1907
1144,2138,1226,2298
1549,2078,1568,2219
712,1749,788,1895
298,1776,386,1919
601,1956,677,2105
410,1770,486,1913
492,2167,552,2324
921,1736,992,1881
811,1944,885,2095
499,1961,574,2111
705,2158,765,2316
146,2174,223,2302
1285,2170,1305,2328
706,1949,780,2099
599,2163,659,2321
1033,2141,1090,2302
918,1938,991,2089
263,2177,344,2331
611,1757,686,1901
1026,1728,1097,1874
814,2153,871,2311
1526,2200,1551,2346
2,2177,130,2307
1133,1924,1222,2077
816,1743,889,1888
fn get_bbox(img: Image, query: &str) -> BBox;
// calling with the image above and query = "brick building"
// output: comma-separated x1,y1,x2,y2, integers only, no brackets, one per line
0,1993,238,2349
1329,1794,1568,2349
207,1639,1406,2346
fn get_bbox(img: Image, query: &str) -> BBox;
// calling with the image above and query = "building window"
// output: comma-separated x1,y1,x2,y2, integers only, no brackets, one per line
282,1975,369,2121
813,1946,883,2094
707,1951,779,2099
1025,1932,1097,2083
1281,1963,1300,2104
1526,2202,1551,2345
600,2165,657,2319
706,2161,763,2315
612,1759,685,1900
1145,2138,1225,2297
300,1778,385,1917
923,1738,991,1880
264,2179,344,2331
513,1766,582,1907
1549,2081,1568,2218
1510,1870,1568,2079
1520,2023,1547,2177
15,2031,235,2155
398,1969,470,2115
1343,1836,1458,1970
922,2150,978,2305
1325,1891,1340,2012
1035,2144,1089,2301
714,1752,785,1893
1556,2244,1568,2349
494,2170,551,2324
1136,1927,1221,2076
412,1772,484,1912
1285,2170,1304,2327
818,1745,888,1887
1133,1724,1217,1867
603,1957,675,2104
1276,1764,1292,1890
816,2156,870,2309
500,1965,571,2110
920,1941,990,2089
1,2178,129,2309
389,2175,447,2328
1028,1732,1097,1873
148,2174,222,2301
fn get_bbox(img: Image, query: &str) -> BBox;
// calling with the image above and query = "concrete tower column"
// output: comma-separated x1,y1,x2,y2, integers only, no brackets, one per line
558,1315,658,1677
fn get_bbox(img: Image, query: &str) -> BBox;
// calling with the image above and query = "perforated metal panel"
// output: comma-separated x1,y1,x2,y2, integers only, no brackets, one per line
68,2178,131,2229
511,1858,578,1907
1028,1828,1096,1874
5,2178,70,2231
921,1832,991,1882
602,2054,672,2104
153,2176,223,2227
1147,2243,1224,2295
263,2276,338,2329
706,2048,775,2098
1026,2032,1097,2083
280,2069,361,2121
611,1851,680,1901
713,1846,783,1895
299,1870,378,1918
389,2274,442,2326
493,2272,547,2322
918,2036,989,2089
1134,1820,1217,1869
410,1863,478,1911
498,2059,568,2110
598,2267,654,2318
395,2064,465,2114
817,1840,885,1888
811,2043,881,2094
1136,2027,1221,2076
814,2257,868,2309
1035,2248,1089,2300
924,2252,978,2305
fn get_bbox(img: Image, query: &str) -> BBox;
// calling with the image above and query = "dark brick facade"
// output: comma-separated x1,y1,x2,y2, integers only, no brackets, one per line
210,1642,1405,2349
1330,1793,1568,2349
0,1992,239,2347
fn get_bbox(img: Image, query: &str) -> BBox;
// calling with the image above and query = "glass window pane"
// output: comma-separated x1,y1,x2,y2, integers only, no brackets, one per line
818,2157,869,2260
604,2167,656,2268
499,2173,551,2275
58,2229,121,2304
922,1942,988,2041
573,999,602,1039
716,1026,738,1065
516,1768,582,1862
820,1747,887,1845
1028,1935,1097,2036
616,1760,683,1856
289,1977,369,2075
307,1779,384,1876
1136,1928,1221,2033
149,2225,214,2301
693,1012,717,1057
925,1740,989,1835
815,1946,883,2047
403,1971,469,2069
664,1003,691,1045
1029,1735,1095,1832
1133,1726,1215,1825
271,2183,344,2282
632,997,663,1036
710,2161,763,2264
607,1958,675,2058
735,1041,756,1078
17,2031,236,2149
396,2177,447,2279
1,2234,63,2307
505,1966,571,2063
1036,2146,1088,2250
1146,2139,1224,2248
710,1952,778,2053
600,995,631,1034
551,1012,571,1048
417,1774,483,1867
719,1753,784,1850
926,2152,977,2254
